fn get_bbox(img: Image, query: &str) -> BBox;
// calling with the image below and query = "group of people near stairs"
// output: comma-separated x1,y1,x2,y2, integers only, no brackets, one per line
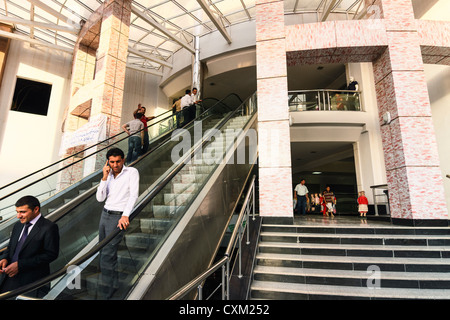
293,178,369,218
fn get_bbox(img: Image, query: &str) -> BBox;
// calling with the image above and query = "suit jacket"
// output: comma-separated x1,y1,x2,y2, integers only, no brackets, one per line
0,215,59,294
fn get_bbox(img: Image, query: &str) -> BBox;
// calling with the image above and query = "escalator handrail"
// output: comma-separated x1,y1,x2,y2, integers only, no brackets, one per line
0,113,175,203
0,109,174,193
0,92,250,300
1,93,243,229
0,94,243,202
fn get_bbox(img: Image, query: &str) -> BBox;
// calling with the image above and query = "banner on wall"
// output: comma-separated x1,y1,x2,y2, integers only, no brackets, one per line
59,114,107,155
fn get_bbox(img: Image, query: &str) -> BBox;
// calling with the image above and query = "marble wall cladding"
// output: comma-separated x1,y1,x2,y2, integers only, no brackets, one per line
417,20,450,66
258,167,293,217
406,166,448,219
256,0,292,217
255,0,285,42
379,0,416,31
391,71,432,118
256,77,289,122
386,31,424,72
285,20,388,67
256,39,287,79
258,120,292,168
285,22,336,52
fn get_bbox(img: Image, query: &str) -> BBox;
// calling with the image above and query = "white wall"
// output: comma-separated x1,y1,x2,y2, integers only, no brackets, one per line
0,40,72,193
425,64,450,216
122,67,170,123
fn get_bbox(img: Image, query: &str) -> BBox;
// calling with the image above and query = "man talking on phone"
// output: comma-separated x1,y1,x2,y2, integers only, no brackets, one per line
96,147,139,299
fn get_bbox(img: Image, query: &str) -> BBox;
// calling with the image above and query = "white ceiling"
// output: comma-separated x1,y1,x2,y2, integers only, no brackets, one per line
0,0,367,75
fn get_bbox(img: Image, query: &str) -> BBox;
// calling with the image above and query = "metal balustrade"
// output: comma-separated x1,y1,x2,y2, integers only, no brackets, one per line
289,89,362,112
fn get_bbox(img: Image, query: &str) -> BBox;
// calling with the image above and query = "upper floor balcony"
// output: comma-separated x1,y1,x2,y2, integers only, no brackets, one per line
289,89,362,112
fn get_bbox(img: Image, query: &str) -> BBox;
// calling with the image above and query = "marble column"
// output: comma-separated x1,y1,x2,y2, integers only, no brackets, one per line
373,0,448,221
256,0,293,217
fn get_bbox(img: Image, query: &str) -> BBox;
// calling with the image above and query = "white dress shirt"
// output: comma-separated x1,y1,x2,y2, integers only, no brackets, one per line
96,166,140,217
18,214,41,239
180,94,194,110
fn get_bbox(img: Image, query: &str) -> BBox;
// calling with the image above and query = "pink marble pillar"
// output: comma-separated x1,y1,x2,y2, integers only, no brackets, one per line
256,0,293,217
373,0,447,221
93,0,131,137
58,0,131,190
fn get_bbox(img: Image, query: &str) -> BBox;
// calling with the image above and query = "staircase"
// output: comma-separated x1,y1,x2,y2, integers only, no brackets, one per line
250,217,450,300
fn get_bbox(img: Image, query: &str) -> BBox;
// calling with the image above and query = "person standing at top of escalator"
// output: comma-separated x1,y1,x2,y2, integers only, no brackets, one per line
180,89,194,126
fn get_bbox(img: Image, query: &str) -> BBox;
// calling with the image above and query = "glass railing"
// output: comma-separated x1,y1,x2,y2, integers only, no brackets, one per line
0,112,176,247
0,111,172,219
288,90,362,112
0,93,251,300
0,96,234,246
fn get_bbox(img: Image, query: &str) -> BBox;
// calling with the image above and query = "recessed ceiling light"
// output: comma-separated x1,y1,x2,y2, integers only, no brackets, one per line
312,172,322,175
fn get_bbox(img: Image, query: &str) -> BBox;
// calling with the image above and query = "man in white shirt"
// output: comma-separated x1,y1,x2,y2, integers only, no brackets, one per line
180,89,194,126
294,178,309,215
122,112,144,165
96,147,139,299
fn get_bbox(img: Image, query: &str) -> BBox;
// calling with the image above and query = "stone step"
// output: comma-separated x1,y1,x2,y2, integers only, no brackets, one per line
258,241,450,258
255,252,450,272
253,265,450,289
259,231,450,246
261,223,450,235
250,280,450,300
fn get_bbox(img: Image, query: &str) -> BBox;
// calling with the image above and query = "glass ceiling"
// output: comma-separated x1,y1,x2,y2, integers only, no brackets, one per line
0,0,365,74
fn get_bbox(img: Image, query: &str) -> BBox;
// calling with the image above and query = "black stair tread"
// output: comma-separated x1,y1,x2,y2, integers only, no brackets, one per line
263,223,450,229
260,231,450,239
262,223,450,233
250,280,450,299
256,252,450,265
253,265,450,280
258,241,450,252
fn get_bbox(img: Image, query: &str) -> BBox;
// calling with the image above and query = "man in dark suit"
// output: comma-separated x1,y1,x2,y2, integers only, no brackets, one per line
0,195,59,298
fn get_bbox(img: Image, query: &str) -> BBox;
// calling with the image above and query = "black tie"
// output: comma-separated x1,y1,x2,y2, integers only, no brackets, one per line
11,222,32,263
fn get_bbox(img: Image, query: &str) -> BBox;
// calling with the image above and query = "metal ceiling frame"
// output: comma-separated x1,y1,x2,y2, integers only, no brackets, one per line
196,0,231,44
0,0,368,71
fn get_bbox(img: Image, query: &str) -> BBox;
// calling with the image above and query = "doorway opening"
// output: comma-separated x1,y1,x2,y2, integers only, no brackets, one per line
291,142,357,215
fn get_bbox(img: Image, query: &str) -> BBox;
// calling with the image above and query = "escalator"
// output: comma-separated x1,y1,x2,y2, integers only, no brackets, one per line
0,92,257,300
0,96,223,247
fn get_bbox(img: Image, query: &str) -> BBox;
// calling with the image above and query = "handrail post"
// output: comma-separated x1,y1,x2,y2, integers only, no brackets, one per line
238,223,243,278
252,182,255,220
198,284,203,300
246,194,250,245
221,264,226,300
226,258,230,300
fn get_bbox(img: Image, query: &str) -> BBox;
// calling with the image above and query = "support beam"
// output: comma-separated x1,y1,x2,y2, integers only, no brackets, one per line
126,63,163,77
0,15,79,34
128,47,172,68
27,0,79,27
0,29,73,54
196,0,232,44
130,4,195,54
321,0,339,21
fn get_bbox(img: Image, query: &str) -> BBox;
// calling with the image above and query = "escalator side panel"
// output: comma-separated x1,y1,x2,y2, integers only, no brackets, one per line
138,116,258,300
